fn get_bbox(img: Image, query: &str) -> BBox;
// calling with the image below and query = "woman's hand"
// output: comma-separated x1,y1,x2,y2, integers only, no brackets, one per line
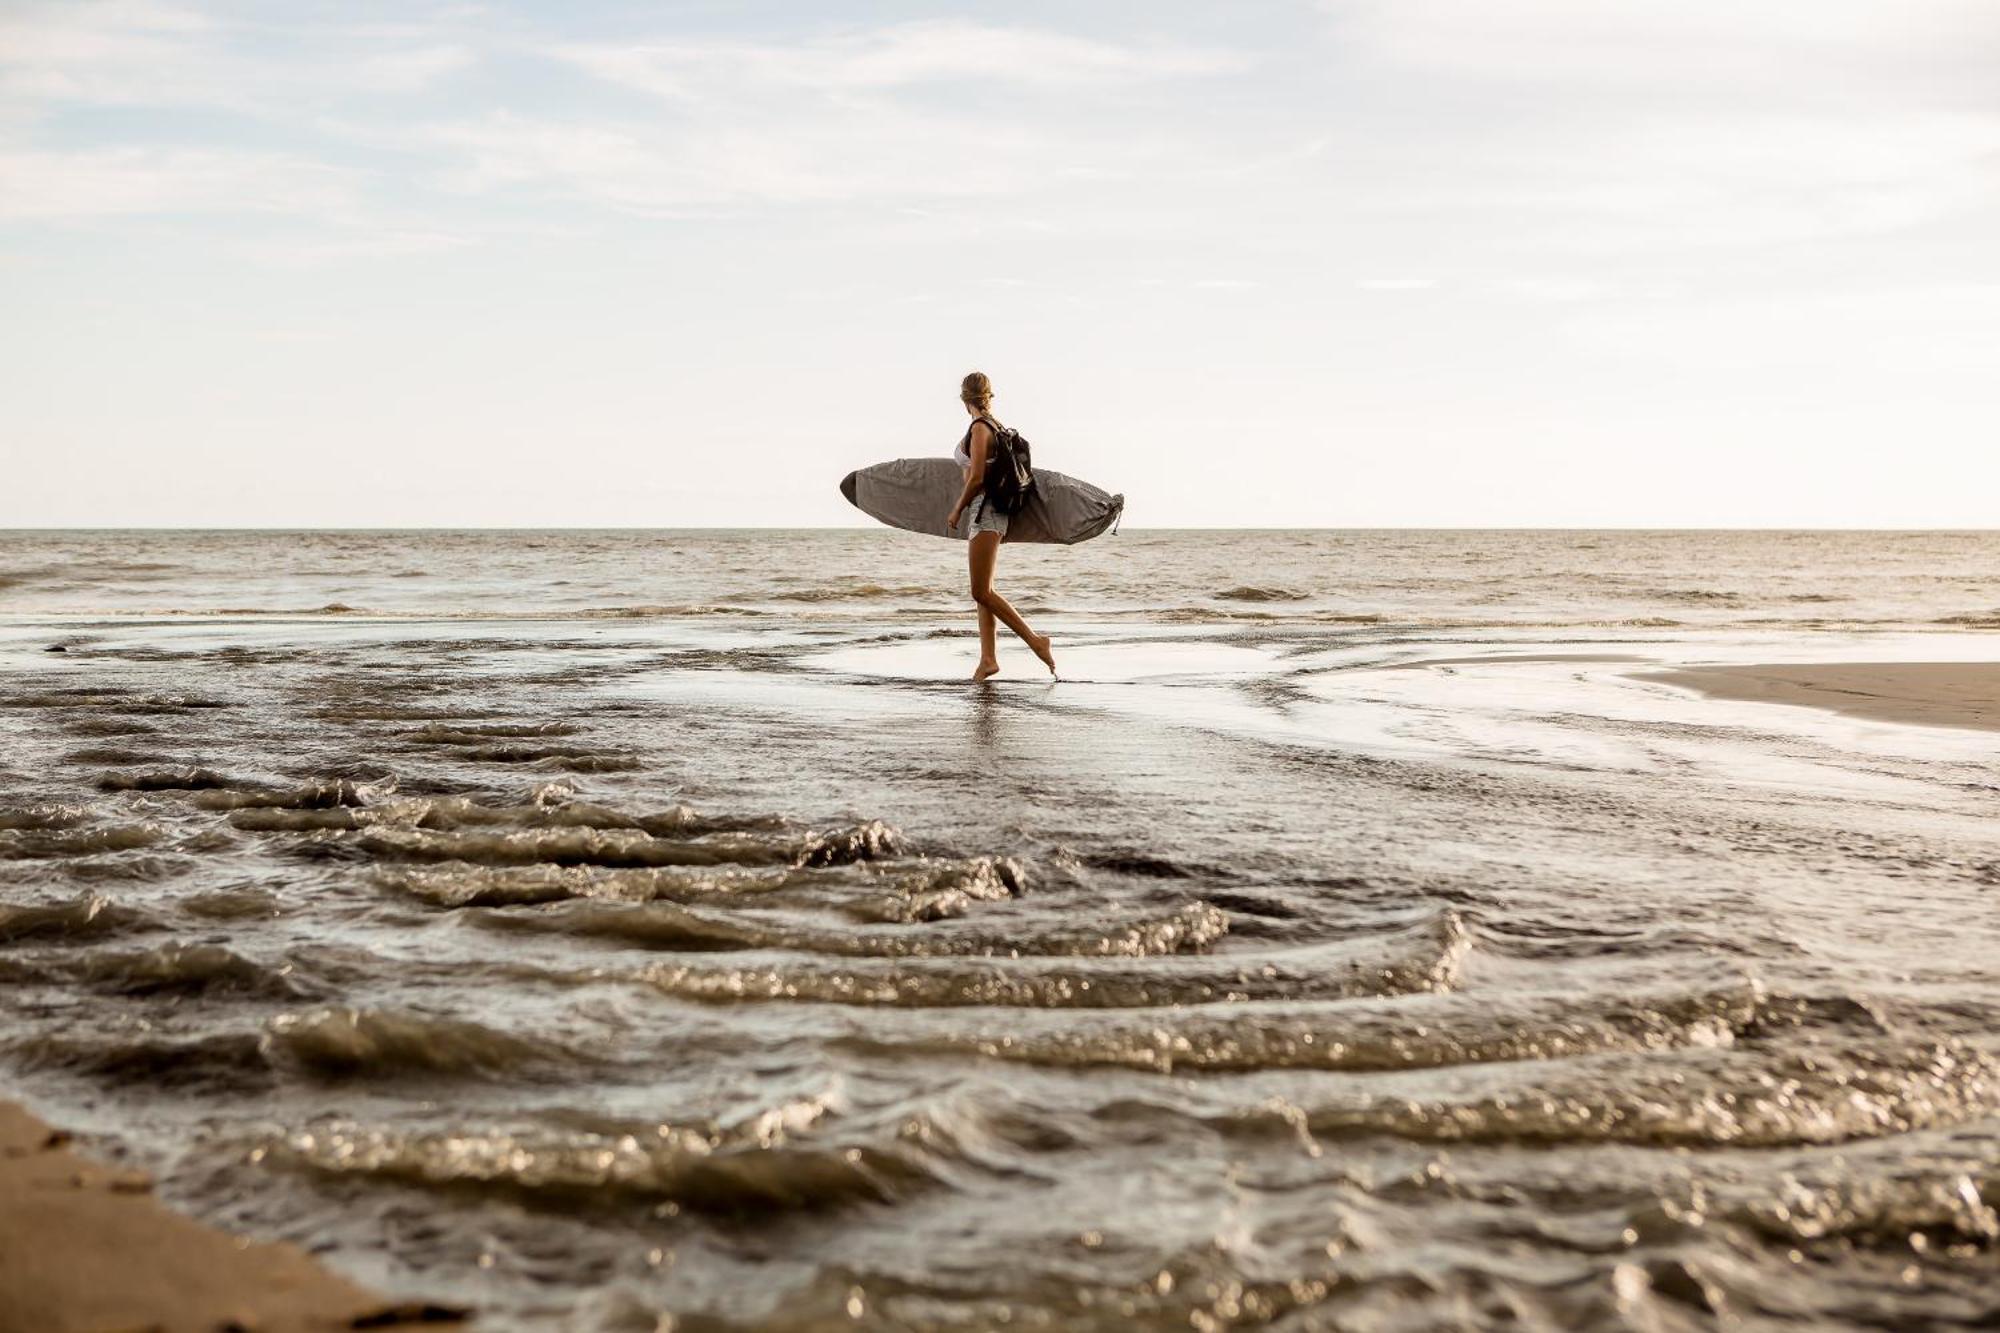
945,505,963,532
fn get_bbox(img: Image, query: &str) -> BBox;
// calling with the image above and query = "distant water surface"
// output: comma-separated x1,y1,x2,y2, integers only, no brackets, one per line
1,529,1996,1331
4,527,1998,627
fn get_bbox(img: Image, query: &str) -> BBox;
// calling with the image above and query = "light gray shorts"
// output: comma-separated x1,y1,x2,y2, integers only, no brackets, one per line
960,494,1010,538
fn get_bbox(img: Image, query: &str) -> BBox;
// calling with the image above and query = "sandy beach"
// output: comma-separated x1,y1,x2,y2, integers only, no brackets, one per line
0,1099,461,1332
1649,661,2000,733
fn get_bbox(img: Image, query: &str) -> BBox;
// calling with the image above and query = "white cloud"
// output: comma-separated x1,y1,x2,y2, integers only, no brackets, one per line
422,110,999,215
0,1,482,111
438,19,1254,216
353,45,476,93
0,0,225,107
433,108,1056,216
0,146,355,219
554,20,1245,100
420,34,1207,219
0,6,1248,234
1485,276,1606,303
1310,0,2000,255
1328,0,2000,90
243,227,476,266
1500,111,2000,252
1562,283,2000,374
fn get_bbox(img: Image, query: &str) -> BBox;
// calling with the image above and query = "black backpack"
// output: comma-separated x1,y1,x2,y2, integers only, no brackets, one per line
978,417,1036,515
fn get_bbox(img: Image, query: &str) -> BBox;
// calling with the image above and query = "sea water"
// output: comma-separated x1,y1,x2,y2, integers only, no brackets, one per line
1,528,1997,1329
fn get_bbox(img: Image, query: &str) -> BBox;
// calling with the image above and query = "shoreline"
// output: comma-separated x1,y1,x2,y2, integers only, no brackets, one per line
1645,661,2000,733
0,1100,465,1332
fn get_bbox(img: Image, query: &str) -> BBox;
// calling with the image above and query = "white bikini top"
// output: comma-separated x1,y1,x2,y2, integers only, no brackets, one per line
954,416,998,467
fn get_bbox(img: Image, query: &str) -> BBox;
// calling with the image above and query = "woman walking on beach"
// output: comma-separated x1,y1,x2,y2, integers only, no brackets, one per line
946,371,1057,682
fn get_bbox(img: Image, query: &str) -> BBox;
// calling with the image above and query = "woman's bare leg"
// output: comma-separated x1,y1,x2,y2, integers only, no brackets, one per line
968,531,1055,675
975,603,999,681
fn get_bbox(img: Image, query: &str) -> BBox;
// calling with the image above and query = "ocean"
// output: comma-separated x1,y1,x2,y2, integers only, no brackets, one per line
2,528,1997,1330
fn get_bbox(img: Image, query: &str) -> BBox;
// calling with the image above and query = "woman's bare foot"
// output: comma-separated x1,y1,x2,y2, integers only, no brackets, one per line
972,659,1001,683
1029,634,1056,676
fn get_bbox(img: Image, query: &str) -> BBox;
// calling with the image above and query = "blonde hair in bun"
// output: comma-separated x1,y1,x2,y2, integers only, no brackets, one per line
960,371,994,412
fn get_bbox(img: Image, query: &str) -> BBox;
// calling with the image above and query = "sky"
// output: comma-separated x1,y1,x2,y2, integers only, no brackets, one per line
1,0,1997,528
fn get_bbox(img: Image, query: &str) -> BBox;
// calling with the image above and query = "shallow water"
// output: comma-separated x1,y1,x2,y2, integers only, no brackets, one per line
2,530,1998,1330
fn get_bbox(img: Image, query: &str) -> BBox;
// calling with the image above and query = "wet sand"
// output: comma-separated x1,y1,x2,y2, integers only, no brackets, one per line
1649,661,2000,733
0,1100,462,1332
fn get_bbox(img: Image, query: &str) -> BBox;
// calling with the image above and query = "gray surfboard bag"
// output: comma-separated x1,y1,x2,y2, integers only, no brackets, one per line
840,458,1124,544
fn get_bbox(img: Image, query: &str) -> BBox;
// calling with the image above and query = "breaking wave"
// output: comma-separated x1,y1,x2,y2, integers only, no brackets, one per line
606,910,1466,1009
1211,1039,2000,1149
263,1111,940,1215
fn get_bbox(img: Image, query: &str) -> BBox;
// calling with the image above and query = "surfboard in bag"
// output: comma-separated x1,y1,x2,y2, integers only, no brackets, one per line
839,458,1123,544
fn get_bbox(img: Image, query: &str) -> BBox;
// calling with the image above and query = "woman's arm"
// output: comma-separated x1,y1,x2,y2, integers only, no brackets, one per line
946,422,992,529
